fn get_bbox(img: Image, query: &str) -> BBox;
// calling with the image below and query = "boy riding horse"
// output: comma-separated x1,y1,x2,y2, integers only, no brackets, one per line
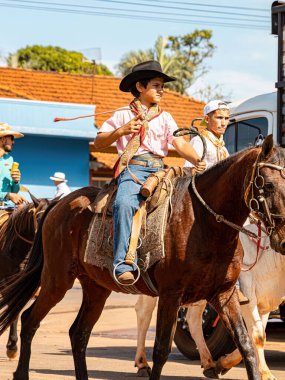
94,60,206,285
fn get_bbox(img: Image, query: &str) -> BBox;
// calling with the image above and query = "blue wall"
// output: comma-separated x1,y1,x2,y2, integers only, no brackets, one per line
0,98,97,200
13,135,89,199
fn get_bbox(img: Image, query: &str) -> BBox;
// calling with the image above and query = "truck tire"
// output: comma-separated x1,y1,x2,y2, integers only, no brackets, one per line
174,305,236,361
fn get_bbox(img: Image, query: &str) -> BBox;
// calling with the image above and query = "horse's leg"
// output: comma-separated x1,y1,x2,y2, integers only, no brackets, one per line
6,317,19,359
134,295,157,377
186,300,218,378
13,275,75,380
216,304,274,380
211,289,261,380
6,293,41,359
69,276,111,380
256,312,275,380
245,307,274,380
150,296,181,380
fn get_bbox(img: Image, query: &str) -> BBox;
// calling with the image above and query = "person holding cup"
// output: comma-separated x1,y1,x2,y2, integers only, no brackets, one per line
0,122,27,206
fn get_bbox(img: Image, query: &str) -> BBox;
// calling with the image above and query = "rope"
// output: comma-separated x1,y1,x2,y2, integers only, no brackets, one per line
54,106,132,123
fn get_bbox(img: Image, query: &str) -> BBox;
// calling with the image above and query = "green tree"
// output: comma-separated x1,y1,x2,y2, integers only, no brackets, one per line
193,84,232,103
7,45,113,75
117,31,215,95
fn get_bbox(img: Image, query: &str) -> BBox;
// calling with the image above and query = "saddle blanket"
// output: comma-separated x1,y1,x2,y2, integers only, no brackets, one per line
84,194,171,272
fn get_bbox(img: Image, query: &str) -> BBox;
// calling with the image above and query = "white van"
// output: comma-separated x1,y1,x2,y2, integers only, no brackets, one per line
225,92,277,153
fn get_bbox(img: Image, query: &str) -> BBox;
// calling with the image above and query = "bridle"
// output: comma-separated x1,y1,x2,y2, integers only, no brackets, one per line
244,153,285,237
191,151,285,240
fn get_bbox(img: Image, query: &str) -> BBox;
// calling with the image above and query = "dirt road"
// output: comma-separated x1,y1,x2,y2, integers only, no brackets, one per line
1,282,285,379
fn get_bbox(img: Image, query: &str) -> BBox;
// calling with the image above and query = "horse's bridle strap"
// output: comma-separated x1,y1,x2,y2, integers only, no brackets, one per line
191,173,259,239
191,154,285,239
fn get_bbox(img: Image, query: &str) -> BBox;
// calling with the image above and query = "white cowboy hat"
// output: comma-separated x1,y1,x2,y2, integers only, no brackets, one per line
49,172,68,182
0,122,24,139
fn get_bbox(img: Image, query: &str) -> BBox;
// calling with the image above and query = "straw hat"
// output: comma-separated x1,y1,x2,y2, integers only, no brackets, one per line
49,172,68,183
0,122,24,139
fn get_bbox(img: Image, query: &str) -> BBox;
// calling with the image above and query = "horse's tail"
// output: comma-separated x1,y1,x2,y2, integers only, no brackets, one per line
0,201,58,335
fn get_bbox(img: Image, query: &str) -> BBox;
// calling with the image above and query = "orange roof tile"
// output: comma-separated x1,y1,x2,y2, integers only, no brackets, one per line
0,67,204,127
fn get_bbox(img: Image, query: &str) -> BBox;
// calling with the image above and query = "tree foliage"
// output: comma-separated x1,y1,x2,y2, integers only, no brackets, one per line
117,30,215,95
193,84,232,103
7,45,113,75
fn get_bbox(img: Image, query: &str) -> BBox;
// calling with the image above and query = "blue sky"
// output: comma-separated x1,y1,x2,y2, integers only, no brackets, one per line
0,0,278,101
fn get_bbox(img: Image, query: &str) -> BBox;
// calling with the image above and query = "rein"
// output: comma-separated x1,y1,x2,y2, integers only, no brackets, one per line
241,221,262,272
14,224,33,245
191,152,285,240
191,172,259,239
13,208,45,245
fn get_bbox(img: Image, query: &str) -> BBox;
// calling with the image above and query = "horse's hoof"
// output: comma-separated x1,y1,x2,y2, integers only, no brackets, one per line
7,349,18,360
215,360,230,376
137,366,152,377
203,367,219,379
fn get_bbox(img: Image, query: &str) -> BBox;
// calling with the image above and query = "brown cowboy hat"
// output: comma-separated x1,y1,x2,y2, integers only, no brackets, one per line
0,122,24,139
119,60,176,92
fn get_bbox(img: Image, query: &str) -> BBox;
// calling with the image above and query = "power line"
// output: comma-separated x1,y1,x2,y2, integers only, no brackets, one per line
107,0,268,13
94,0,270,19
0,1,269,30
5,0,270,25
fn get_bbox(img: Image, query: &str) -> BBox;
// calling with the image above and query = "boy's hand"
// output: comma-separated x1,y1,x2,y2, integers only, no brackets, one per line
11,169,21,183
195,160,207,172
120,115,143,136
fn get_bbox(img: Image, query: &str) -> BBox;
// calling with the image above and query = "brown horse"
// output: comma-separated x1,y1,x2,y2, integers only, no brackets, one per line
0,136,285,380
0,196,51,358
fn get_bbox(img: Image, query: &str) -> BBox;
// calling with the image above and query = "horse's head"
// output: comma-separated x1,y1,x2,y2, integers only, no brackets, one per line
28,192,53,226
246,135,285,254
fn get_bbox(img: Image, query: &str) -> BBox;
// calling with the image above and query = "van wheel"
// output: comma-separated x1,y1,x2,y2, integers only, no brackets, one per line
174,305,236,360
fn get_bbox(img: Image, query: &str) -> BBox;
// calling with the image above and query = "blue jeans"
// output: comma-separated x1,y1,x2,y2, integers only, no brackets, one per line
113,165,161,276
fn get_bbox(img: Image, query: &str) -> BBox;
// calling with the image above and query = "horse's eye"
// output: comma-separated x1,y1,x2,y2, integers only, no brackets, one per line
264,182,274,193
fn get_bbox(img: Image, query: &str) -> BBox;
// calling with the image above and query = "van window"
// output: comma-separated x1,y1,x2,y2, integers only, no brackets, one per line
224,117,268,153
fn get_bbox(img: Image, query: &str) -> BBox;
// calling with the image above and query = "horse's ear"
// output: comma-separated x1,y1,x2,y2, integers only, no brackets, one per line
29,191,40,207
260,134,273,159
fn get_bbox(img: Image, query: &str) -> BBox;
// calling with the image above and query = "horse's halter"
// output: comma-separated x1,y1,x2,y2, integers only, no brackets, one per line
244,153,285,237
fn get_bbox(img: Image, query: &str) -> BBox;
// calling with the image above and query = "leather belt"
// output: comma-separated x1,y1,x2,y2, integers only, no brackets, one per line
129,159,164,168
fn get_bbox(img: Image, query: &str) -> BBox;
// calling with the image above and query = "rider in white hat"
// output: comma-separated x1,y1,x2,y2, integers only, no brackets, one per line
184,99,230,172
0,122,27,207
49,172,71,199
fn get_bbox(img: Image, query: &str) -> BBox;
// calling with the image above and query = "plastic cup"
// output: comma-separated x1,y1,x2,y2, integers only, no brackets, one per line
11,162,19,171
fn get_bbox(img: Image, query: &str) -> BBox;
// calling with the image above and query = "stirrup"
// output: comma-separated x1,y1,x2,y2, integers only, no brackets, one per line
113,260,141,286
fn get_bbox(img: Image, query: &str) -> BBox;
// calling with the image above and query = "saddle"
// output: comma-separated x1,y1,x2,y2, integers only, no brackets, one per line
84,166,188,273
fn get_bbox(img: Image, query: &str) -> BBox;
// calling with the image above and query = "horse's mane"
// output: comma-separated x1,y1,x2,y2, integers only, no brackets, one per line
199,146,256,179
0,203,36,253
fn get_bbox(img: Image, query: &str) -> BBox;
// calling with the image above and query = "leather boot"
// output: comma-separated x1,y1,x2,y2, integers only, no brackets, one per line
117,271,135,285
